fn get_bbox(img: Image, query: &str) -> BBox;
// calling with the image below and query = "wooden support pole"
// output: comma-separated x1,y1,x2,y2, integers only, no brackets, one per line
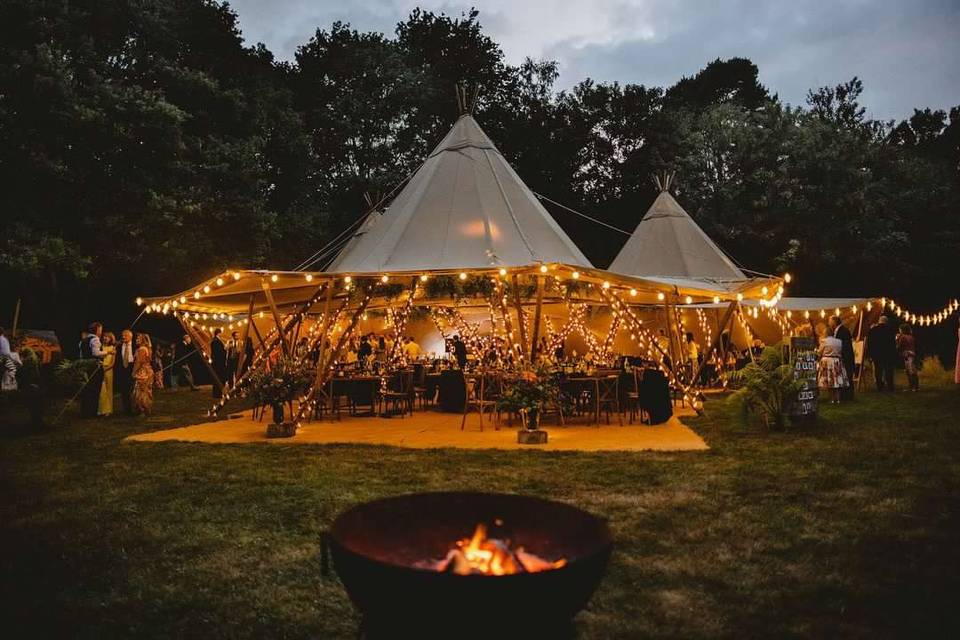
11,298,21,337
689,301,737,385
529,275,544,361
511,275,529,362
494,285,517,358
179,316,223,394
387,277,418,363
737,303,756,364
296,291,371,424
235,294,256,379
311,284,336,390
260,278,289,356
662,298,678,371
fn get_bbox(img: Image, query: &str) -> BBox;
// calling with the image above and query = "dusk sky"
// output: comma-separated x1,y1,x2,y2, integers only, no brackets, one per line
227,0,960,122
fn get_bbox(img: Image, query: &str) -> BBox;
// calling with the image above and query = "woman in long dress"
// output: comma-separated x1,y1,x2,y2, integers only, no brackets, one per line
817,332,848,404
132,333,154,415
98,332,116,416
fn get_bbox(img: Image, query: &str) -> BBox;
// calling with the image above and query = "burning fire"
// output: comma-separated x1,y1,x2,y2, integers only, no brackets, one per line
430,523,566,576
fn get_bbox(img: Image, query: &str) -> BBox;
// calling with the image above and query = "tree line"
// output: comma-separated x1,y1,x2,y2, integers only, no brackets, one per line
1,1,958,344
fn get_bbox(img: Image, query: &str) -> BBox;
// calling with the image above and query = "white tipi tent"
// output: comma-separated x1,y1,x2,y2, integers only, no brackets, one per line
326,114,592,273
609,177,748,291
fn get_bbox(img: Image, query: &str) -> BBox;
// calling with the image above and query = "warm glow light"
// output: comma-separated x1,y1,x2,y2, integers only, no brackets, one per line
135,297,143,306
784,273,792,283
499,268,507,276
685,296,693,304
271,274,278,282
233,272,241,280
736,293,744,301
657,292,665,301
602,281,610,289
420,274,429,282
216,277,224,286
203,285,211,293
571,271,580,279
305,274,313,282
761,286,769,295
381,275,389,283
344,276,352,283
179,296,186,304
194,291,201,299
540,265,548,273
630,288,637,297
459,272,467,280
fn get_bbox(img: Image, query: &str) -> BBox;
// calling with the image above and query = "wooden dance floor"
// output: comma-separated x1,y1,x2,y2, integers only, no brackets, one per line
126,408,708,452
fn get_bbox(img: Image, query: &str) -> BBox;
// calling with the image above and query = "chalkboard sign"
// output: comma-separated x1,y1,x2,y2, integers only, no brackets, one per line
790,336,818,418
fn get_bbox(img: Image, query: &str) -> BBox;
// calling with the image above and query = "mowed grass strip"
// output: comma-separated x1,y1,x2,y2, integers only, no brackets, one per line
1,374,958,638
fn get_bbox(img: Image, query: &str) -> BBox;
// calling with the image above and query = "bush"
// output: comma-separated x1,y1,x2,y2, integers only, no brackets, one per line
727,346,804,431
918,356,954,388
53,358,100,394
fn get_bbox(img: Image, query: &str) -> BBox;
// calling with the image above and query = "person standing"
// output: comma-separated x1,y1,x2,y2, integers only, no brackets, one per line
79,322,105,418
830,316,856,400
0,326,10,358
867,316,896,392
817,330,848,404
115,329,135,413
226,331,240,385
132,333,154,415
452,334,468,369
242,335,255,377
896,324,919,392
210,328,227,398
1,329,19,394
97,332,116,416
176,334,198,390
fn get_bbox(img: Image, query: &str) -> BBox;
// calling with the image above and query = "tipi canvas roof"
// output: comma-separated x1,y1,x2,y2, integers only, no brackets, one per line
609,188,747,286
326,115,592,273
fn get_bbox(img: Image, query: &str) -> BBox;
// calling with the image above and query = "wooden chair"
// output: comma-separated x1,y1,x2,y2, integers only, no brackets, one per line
597,375,622,425
411,364,430,410
380,371,413,417
625,368,642,424
461,372,500,431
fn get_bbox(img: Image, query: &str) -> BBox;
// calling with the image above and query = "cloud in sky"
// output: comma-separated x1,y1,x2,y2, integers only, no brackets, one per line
227,0,960,121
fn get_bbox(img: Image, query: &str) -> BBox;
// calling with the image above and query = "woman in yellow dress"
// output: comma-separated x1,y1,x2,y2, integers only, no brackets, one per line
98,332,116,416
132,333,154,416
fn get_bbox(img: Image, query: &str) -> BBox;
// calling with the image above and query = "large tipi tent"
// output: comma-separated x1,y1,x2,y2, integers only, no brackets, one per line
326,114,593,273
609,175,752,293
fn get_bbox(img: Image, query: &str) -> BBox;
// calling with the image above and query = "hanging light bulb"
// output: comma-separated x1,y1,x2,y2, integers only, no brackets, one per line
571,271,580,279
657,292,665,301
540,265,548,273
305,274,313,282
784,273,792,283
203,285,211,293
459,272,467,280
216,277,224,286
420,274,429,282
381,275,389,283
685,296,693,304
713,296,720,304
271,274,278,283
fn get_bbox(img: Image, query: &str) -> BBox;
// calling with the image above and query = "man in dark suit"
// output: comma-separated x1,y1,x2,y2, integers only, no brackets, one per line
867,316,896,392
115,329,136,414
452,334,468,369
830,316,856,400
210,328,227,398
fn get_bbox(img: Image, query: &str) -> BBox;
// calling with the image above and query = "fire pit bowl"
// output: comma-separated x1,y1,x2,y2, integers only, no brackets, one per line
328,492,612,635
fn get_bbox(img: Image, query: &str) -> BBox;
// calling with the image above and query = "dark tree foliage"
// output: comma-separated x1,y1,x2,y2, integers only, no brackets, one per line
1,1,957,349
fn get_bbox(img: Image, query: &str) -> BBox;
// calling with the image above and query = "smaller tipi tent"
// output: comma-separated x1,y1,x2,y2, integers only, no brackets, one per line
608,175,747,290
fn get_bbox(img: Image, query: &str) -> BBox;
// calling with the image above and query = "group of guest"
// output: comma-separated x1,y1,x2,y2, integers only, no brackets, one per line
817,314,922,402
340,333,424,369
208,328,254,398
77,323,155,417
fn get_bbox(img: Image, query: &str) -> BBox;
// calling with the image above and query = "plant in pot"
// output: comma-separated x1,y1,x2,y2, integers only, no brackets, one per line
497,368,559,444
727,345,804,431
246,357,313,438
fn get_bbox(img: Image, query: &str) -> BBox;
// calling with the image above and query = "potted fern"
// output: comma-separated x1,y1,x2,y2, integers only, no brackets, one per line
498,367,558,444
727,346,804,431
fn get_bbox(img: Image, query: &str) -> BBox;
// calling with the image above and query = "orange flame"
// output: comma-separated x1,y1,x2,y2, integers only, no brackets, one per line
436,523,566,575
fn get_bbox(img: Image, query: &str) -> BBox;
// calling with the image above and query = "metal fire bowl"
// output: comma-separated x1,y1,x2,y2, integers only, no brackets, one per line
328,492,613,633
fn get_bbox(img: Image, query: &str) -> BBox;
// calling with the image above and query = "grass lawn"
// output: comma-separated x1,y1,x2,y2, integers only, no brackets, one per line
2,374,959,638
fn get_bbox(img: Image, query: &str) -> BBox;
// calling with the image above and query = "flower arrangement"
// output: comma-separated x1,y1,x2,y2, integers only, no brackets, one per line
246,357,313,421
497,367,559,430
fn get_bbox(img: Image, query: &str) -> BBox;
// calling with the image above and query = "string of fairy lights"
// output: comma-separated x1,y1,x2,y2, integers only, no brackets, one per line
137,266,958,422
